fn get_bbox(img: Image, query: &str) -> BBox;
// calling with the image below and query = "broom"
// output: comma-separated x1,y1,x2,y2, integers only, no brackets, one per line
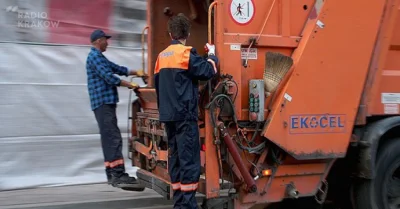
263,52,294,97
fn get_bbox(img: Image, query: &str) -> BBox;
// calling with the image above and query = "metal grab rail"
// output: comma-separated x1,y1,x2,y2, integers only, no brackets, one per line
208,1,217,44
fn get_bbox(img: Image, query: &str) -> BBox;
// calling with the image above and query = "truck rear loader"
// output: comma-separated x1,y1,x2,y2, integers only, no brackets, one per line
127,0,400,208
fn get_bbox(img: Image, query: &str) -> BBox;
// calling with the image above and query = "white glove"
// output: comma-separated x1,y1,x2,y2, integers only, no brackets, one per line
205,43,216,56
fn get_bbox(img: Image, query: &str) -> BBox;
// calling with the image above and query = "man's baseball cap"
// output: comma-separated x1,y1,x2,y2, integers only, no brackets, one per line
90,29,112,42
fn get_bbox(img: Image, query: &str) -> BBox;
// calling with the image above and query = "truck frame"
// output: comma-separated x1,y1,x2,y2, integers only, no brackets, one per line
128,0,400,208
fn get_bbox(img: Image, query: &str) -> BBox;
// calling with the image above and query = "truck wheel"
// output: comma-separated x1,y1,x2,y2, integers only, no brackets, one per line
354,139,400,209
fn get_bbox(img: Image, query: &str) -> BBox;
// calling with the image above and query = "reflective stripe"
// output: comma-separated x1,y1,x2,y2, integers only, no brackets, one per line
104,159,124,168
170,182,198,191
180,183,198,192
171,182,181,190
207,59,216,72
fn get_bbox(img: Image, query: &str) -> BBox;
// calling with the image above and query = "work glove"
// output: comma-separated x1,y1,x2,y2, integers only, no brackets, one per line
204,43,216,56
136,69,145,77
128,82,139,89
204,43,219,67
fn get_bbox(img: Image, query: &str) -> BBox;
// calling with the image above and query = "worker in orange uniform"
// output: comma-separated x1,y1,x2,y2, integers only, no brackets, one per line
154,14,218,209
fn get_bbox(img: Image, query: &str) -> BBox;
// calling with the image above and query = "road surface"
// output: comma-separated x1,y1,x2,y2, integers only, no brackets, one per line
0,184,336,209
0,184,179,209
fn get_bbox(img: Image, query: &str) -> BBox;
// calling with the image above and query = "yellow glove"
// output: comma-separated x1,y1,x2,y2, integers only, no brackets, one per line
136,69,145,77
129,82,139,89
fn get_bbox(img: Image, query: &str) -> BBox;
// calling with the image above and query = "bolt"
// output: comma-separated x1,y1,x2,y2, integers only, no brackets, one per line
163,7,173,17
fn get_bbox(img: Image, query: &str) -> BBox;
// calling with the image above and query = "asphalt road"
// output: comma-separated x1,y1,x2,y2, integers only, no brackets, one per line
0,184,179,209
7,198,178,209
0,184,336,209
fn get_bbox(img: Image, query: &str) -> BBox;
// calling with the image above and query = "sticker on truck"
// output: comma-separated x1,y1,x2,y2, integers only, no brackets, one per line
289,114,346,135
284,93,292,102
241,48,257,59
384,104,399,114
382,93,400,104
230,44,241,51
229,0,255,25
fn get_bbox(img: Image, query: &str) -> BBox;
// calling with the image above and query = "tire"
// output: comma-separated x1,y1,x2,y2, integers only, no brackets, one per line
353,139,400,209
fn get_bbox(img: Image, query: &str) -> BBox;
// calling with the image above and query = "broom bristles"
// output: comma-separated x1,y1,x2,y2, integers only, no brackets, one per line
264,52,293,93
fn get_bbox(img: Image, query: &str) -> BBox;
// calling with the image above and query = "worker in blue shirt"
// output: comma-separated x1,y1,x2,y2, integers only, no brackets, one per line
86,29,145,191
154,14,218,208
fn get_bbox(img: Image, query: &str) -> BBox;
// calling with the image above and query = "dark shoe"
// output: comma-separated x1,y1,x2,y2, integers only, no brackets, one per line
110,173,145,191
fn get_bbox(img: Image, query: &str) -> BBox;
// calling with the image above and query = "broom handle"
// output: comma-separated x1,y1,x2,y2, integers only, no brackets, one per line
243,0,276,67
257,0,276,42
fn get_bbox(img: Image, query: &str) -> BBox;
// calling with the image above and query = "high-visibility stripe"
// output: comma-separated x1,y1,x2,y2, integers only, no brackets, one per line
207,59,217,72
170,182,199,191
180,183,198,192
154,44,192,74
171,182,181,190
104,159,124,168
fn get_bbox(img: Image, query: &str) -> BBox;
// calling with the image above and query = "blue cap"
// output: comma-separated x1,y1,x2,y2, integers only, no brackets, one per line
90,29,112,42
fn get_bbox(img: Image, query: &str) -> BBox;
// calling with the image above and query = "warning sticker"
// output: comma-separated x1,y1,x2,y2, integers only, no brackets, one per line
230,0,255,25
382,93,400,104
384,104,399,114
241,48,257,59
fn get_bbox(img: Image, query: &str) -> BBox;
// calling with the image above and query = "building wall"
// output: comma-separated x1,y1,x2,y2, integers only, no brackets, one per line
0,0,147,190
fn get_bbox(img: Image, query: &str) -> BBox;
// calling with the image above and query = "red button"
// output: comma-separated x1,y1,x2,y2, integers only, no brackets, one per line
254,93,259,98
250,113,257,121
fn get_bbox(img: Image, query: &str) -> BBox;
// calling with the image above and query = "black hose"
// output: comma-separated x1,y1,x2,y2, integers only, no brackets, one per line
206,94,238,124
205,80,225,186
229,79,239,103
238,141,265,154
249,122,261,144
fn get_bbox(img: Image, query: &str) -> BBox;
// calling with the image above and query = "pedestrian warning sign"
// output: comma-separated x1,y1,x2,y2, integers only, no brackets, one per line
241,48,257,60
230,0,255,25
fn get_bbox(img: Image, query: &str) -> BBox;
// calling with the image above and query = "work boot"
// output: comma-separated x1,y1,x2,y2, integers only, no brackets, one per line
110,173,145,191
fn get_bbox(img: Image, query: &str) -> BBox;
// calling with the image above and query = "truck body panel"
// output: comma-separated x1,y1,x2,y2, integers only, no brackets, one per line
361,3,400,118
263,0,386,159
129,0,400,208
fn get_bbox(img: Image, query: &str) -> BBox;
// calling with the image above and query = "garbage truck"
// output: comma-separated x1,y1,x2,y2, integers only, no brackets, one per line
127,0,400,208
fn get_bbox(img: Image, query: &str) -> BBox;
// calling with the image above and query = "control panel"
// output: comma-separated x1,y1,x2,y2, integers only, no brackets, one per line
248,80,265,121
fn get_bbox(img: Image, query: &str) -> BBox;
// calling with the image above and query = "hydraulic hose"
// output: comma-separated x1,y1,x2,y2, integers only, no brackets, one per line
217,121,257,193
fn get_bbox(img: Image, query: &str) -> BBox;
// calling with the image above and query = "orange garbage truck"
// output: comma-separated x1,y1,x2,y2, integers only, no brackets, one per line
127,0,400,208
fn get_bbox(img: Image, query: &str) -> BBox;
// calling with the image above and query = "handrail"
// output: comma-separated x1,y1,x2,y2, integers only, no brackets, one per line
208,1,218,44
127,25,149,148
141,26,149,73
